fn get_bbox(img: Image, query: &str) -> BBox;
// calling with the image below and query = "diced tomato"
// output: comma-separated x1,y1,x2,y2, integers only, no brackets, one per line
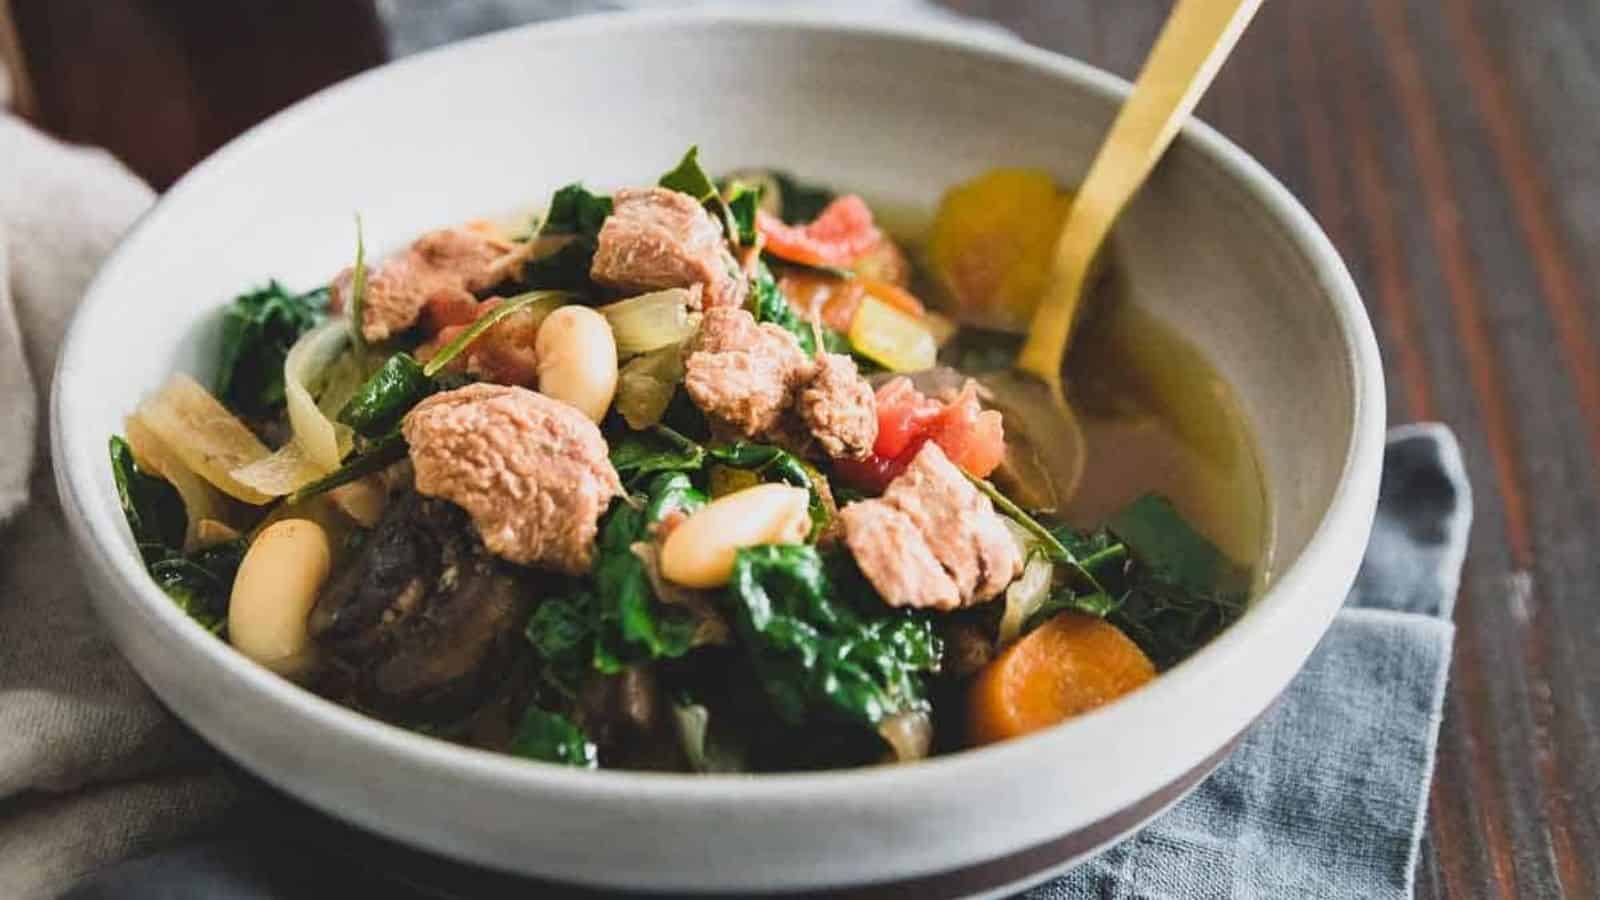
871,378,940,458
758,195,884,268
927,383,1006,477
835,378,1006,492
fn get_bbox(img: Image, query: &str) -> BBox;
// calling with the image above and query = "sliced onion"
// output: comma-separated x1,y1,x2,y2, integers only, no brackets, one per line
136,373,273,504
230,440,327,498
997,517,1053,646
877,710,933,763
124,413,238,549
284,319,355,471
615,343,685,430
597,288,702,357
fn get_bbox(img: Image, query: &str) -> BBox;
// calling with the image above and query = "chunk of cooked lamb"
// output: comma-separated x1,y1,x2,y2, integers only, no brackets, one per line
840,442,1023,610
683,306,814,438
401,383,622,573
590,187,746,308
797,352,877,459
333,224,517,342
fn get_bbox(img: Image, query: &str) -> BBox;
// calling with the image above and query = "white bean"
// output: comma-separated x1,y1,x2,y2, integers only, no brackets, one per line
228,519,331,677
660,484,811,588
536,305,618,422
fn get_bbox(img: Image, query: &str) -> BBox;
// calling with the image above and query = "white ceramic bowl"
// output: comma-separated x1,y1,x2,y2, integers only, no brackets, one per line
52,10,1384,896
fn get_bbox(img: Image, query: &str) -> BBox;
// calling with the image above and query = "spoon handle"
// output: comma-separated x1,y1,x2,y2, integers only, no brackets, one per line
1017,0,1263,383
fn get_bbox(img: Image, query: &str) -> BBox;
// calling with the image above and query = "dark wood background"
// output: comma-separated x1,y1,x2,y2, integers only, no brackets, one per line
9,1,1597,897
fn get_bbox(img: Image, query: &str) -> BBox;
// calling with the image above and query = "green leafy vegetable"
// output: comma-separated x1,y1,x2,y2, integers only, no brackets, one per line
659,145,750,246
1109,495,1240,596
609,425,706,485
215,282,328,417
592,472,708,671
509,183,614,291
1020,495,1248,669
725,544,941,728
518,238,599,291
540,183,613,236
724,181,763,245
509,707,597,768
748,260,849,358
658,145,720,204
707,442,830,538
147,540,246,633
337,353,431,437
771,171,837,225
109,436,186,563
525,594,596,700
109,437,244,633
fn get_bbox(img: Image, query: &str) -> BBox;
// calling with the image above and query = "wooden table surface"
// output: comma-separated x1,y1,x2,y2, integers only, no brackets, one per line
11,1,1597,897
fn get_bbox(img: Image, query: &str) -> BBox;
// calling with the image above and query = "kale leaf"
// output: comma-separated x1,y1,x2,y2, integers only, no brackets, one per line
592,472,708,671
725,544,941,728
109,436,186,564
509,183,614,291
215,281,328,418
610,427,829,536
748,260,849,358
109,436,243,633
147,540,246,634
541,183,613,236
1109,495,1241,597
1022,495,1248,670
724,181,763,245
509,707,598,768
770,171,837,225
658,146,720,204
707,442,830,538
525,593,596,700
609,425,706,486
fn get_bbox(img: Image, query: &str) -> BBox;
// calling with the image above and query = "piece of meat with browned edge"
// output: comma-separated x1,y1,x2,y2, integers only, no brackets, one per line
798,352,877,459
308,491,533,723
590,187,746,308
332,224,517,342
840,442,1023,610
839,500,960,610
684,306,814,438
402,383,623,573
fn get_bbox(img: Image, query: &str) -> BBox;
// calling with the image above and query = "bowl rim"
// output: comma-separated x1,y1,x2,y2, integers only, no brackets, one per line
52,6,1385,808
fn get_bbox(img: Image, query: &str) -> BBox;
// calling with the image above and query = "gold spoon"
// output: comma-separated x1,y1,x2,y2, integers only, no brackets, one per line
981,0,1264,512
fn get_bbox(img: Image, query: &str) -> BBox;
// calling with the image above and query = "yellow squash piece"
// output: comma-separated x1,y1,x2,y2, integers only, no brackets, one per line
849,294,937,373
926,168,1073,332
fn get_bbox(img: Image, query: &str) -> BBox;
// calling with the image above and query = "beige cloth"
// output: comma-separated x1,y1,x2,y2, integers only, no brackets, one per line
0,116,239,900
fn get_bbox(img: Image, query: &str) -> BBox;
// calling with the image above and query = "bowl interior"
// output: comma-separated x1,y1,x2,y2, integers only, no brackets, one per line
53,12,1380,891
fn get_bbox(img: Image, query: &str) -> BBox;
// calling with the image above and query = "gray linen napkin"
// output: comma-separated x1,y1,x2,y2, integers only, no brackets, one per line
0,115,242,900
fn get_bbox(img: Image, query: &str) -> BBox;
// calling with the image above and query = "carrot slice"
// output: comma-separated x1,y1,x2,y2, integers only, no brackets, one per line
968,612,1155,746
